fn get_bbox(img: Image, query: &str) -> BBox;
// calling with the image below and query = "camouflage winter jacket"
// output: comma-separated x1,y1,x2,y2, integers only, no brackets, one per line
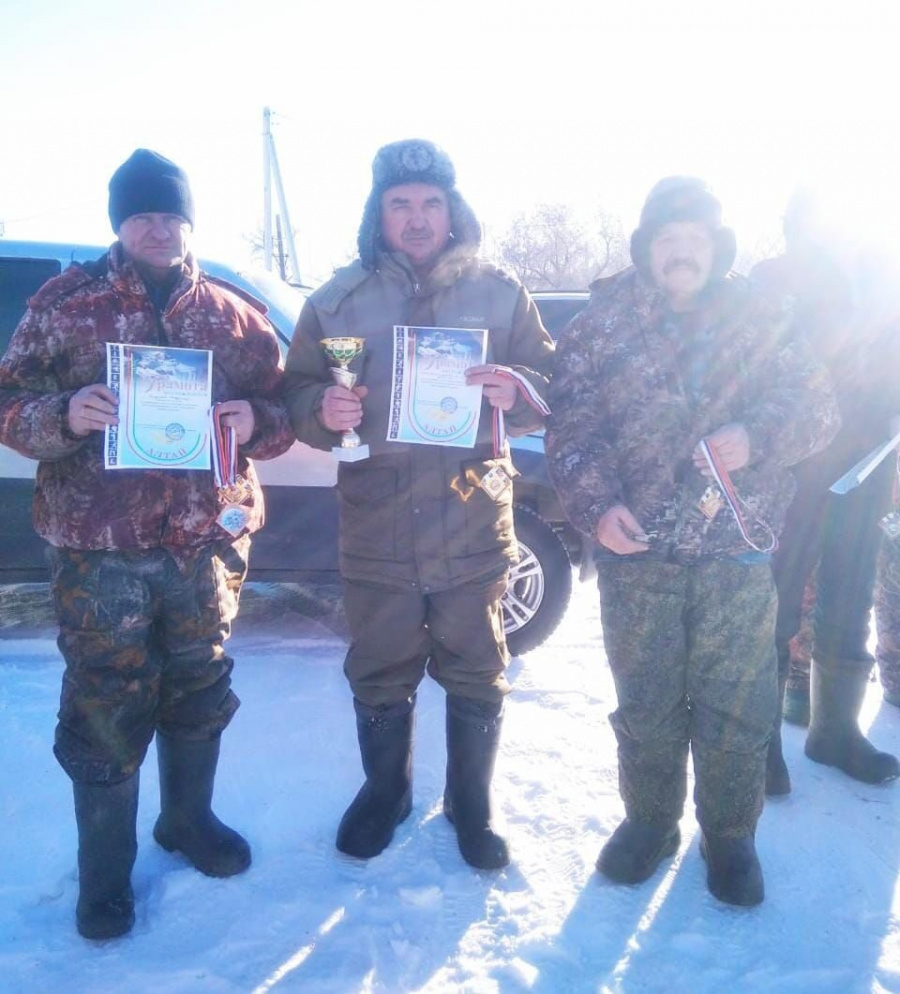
545,267,840,562
284,249,554,590
751,252,900,472
0,244,295,561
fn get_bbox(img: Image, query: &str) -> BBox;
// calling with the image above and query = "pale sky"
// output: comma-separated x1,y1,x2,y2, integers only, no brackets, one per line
2,0,899,284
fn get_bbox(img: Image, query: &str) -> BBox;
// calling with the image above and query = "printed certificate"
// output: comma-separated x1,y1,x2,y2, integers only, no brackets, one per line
387,326,488,448
105,343,212,470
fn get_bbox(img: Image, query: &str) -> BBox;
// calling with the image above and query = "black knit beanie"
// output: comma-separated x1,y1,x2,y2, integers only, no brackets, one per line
108,149,195,231
357,139,481,269
630,176,736,278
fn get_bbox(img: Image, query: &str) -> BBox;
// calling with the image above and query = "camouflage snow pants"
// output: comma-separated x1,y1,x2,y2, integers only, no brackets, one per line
596,557,778,838
50,539,249,784
876,529,900,700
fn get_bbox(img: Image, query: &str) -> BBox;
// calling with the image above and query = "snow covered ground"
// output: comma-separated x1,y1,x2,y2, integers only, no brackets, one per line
2,577,900,994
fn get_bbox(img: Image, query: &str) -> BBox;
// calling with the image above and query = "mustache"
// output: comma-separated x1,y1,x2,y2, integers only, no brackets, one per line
664,258,700,275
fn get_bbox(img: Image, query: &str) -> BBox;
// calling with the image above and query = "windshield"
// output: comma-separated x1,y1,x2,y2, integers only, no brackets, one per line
238,269,306,327
199,259,307,344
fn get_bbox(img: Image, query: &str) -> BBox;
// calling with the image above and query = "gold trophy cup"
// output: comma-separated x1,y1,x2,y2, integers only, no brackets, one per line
320,336,369,462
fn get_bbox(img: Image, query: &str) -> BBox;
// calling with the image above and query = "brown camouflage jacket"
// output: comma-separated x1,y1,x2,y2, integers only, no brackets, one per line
0,244,294,560
545,267,840,561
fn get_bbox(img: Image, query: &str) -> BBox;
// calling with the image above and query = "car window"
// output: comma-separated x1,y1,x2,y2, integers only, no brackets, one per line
534,298,589,337
0,258,62,353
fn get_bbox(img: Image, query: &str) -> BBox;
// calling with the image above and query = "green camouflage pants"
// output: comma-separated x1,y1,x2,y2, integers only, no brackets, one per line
876,534,900,699
597,557,778,838
51,539,249,784
342,570,510,707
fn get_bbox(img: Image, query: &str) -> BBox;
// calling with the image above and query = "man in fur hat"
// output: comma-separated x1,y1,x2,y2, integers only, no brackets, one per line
545,177,838,906
284,139,553,870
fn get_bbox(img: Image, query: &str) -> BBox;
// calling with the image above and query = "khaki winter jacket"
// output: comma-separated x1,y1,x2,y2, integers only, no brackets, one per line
284,249,554,590
545,267,841,561
0,245,295,563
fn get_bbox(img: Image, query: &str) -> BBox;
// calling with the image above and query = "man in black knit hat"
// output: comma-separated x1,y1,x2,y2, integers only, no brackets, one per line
546,177,838,906
0,149,294,939
284,139,553,870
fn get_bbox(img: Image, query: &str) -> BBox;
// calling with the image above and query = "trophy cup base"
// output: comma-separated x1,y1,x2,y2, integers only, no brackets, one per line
333,444,370,463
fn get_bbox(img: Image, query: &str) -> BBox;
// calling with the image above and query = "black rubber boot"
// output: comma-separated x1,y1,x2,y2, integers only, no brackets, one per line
444,695,510,870
74,773,139,940
597,818,681,884
765,677,792,798
700,834,765,907
152,733,251,877
336,697,414,858
805,661,900,784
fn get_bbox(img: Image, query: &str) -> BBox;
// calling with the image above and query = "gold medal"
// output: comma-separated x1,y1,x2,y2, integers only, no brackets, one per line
217,474,253,506
698,485,724,521
479,465,512,500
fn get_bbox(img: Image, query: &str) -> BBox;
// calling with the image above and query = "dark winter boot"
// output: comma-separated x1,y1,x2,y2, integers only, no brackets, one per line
783,669,811,727
444,695,510,870
74,773,139,940
765,677,792,798
700,834,765,907
596,818,681,884
336,696,414,859
152,732,251,877
805,661,900,784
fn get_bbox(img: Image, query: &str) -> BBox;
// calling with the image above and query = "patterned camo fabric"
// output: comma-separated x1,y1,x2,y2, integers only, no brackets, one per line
51,538,249,784
0,244,294,565
597,557,778,836
545,267,840,561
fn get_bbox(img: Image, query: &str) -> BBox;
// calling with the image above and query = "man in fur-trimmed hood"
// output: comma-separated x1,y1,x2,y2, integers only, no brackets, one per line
284,138,554,872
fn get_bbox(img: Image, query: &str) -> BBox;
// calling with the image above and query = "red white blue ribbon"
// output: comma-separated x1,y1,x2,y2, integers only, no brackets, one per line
489,367,551,456
209,403,236,490
699,437,777,553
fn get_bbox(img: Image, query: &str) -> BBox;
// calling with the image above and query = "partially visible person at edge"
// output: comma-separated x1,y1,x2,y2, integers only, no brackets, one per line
283,139,553,870
0,150,295,940
751,192,900,795
545,177,839,907
876,456,900,707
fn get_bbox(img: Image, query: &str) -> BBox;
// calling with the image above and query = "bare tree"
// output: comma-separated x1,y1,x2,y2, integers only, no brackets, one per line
492,203,630,290
245,221,307,287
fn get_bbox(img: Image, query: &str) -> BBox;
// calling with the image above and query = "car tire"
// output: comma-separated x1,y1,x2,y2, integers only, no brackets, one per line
503,503,573,656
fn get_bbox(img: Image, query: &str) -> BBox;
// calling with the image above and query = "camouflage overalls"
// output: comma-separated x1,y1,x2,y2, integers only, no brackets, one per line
0,246,294,783
546,268,839,836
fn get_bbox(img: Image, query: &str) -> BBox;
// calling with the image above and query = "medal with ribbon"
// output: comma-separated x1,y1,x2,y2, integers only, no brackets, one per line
488,367,551,457
210,404,252,537
698,437,777,553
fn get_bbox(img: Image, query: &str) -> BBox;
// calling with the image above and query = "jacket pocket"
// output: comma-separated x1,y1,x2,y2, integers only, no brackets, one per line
337,464,398,561
454,456,515,557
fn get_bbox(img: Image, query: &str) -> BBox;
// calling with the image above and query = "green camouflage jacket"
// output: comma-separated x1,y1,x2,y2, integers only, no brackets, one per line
545,267,840,561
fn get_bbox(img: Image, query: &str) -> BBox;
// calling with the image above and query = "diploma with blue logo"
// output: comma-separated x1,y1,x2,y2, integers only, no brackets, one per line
387,326,487,448
104,343,212,470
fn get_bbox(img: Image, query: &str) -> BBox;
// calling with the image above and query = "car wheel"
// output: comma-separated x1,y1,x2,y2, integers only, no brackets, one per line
503,503,573,656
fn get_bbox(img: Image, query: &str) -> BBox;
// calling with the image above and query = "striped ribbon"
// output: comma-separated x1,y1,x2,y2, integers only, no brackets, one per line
489,368,551,456
209,403,236,490
699,437,777,554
